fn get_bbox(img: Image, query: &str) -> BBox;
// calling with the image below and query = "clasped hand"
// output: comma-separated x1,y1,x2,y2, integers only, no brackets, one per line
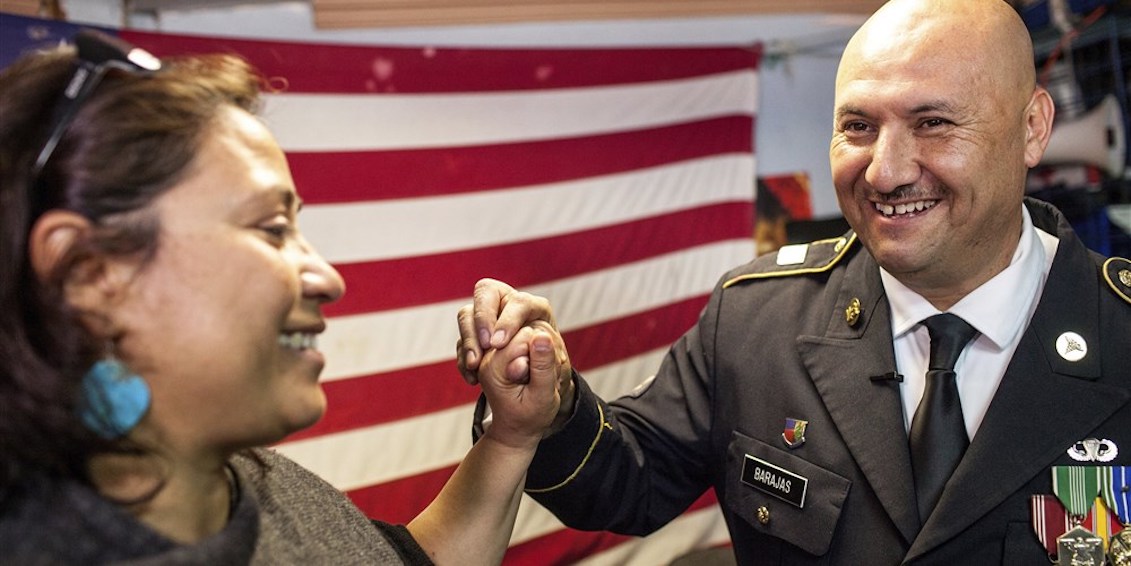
457,279,575,447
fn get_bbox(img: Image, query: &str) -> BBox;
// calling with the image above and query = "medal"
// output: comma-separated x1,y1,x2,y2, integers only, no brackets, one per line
1101,466,1131,566
1032,494,1072,556
1031,494,1124,558
1052,466,1106,566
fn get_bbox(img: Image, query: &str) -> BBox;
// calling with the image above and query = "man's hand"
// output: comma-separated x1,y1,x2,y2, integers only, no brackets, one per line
477,321,574,447
457,278,558,384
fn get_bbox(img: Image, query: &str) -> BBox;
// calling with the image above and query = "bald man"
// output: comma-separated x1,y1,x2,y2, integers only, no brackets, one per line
458,0,1131,563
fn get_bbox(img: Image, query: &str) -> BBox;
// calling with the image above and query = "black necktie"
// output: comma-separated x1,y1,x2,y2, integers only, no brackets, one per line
909,313,979,524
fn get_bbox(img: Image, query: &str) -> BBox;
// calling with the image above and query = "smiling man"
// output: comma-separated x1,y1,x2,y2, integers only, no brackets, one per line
830,0,1050,312
457,0,1131,563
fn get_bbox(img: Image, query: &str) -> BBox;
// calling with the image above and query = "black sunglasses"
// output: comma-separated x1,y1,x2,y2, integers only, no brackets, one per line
29,29,161,193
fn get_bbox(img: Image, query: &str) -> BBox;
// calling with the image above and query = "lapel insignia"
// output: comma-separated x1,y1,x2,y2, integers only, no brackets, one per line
1069,439,1119,463
844,298,861,327
1056,332,1088,362
782,418,807,449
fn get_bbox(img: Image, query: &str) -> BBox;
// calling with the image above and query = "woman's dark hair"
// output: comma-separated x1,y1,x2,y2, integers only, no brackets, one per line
0,39,263,490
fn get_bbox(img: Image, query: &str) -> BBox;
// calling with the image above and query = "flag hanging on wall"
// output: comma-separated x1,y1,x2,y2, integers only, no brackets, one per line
1,14,759,564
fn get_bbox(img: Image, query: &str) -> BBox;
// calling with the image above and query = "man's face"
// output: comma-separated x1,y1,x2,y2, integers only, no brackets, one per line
829,8,1044,306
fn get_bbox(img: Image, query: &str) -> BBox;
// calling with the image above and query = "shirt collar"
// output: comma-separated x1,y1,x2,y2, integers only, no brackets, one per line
881,205,1054,348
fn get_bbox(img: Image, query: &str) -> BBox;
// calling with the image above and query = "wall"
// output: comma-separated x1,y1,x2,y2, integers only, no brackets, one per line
60,0,864,218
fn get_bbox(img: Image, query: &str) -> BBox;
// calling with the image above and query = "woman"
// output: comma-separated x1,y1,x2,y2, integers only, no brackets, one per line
0,29,565,564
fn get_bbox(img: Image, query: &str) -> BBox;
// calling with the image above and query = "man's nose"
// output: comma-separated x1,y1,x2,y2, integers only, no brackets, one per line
865,128,920,193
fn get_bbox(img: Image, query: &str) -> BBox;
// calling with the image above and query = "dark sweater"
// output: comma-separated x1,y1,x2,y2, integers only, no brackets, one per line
0,448,432,565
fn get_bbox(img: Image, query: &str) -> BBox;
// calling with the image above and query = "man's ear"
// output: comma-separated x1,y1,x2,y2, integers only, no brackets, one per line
1023,86,1056,169
28,210,128,336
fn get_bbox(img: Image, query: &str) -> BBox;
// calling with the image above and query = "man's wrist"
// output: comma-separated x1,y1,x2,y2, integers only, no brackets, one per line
547,370,579,436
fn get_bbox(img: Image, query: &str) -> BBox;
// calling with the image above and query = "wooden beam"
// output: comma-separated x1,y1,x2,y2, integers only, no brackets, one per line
0,0,46,17
312,0,886,29
128,0,299,12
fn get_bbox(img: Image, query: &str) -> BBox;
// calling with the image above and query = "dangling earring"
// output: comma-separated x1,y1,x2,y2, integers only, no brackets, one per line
80,354,151,439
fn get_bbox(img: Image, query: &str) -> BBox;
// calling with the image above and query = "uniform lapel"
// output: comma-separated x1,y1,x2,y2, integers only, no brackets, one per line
798,249,921,545
904,204,1131,560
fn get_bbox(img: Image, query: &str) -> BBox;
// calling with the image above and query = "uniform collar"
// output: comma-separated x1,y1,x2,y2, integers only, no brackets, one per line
880,204,1058,347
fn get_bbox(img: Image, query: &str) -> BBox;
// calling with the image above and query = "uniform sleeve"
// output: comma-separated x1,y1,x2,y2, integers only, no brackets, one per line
518,285,723,536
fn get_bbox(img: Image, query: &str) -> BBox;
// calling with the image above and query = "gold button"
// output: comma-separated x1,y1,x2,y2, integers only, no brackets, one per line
1120,269,1131,288
834,238,846,253
756,505,770,525
845,297,862,327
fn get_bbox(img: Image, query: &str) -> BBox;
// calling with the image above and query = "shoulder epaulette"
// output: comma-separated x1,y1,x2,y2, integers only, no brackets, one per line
1102,257,1131,305
723,233,858,289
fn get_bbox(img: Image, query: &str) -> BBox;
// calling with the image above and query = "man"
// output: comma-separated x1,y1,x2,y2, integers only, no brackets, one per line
458,0,1131,563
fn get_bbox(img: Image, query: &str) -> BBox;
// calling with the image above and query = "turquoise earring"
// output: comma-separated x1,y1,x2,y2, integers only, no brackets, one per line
80,357,151,439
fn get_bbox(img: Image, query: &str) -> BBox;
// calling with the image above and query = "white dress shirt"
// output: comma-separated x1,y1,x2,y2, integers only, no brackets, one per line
881,205,1060,440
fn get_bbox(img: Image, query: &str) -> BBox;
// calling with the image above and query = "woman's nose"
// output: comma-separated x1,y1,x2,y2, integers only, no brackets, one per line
298,237,345,303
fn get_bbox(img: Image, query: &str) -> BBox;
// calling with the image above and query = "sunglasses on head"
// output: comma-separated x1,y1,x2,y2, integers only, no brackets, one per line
29,29,161,194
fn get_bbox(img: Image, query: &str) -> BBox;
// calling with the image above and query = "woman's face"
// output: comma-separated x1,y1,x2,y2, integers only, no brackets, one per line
114,106,344,454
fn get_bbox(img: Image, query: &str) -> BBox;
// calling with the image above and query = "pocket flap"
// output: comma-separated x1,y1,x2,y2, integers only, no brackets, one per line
724,431,851,556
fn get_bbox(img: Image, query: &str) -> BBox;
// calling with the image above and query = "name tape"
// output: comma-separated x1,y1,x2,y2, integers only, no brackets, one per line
741,454,808,508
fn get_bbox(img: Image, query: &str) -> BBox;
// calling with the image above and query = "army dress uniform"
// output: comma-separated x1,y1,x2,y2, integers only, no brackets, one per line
489,198,1131,564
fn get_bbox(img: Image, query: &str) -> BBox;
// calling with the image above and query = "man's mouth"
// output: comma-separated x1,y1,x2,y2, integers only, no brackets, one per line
874,199,937,217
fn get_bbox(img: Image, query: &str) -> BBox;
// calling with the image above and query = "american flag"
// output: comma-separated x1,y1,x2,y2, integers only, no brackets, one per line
2,14,760,564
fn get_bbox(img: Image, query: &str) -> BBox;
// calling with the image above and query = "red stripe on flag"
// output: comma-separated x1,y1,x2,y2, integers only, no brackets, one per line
502,490,722,566
566,295,709,371
325,203,752,317
122,30,759,93
347,464,458,526
290,295,709,441
287,360,479,443
291,117,754,204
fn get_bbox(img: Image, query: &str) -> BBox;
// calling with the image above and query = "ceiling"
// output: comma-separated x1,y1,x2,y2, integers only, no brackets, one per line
120,0,886,29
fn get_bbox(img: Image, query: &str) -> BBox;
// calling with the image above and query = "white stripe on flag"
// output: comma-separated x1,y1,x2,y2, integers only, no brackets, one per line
276,404,472,492
318,240,751,381
301,155,754,264
263,70,756,151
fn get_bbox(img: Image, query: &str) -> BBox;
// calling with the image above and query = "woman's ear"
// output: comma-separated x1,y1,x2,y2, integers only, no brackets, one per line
28,210,124,336
29,210,90,283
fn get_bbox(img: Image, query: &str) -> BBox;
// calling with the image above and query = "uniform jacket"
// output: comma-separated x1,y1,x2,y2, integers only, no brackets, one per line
515,199,1131,564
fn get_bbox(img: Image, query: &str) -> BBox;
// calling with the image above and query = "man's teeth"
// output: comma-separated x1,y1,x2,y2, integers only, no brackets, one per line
279,332,317,350
875,200,936,217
